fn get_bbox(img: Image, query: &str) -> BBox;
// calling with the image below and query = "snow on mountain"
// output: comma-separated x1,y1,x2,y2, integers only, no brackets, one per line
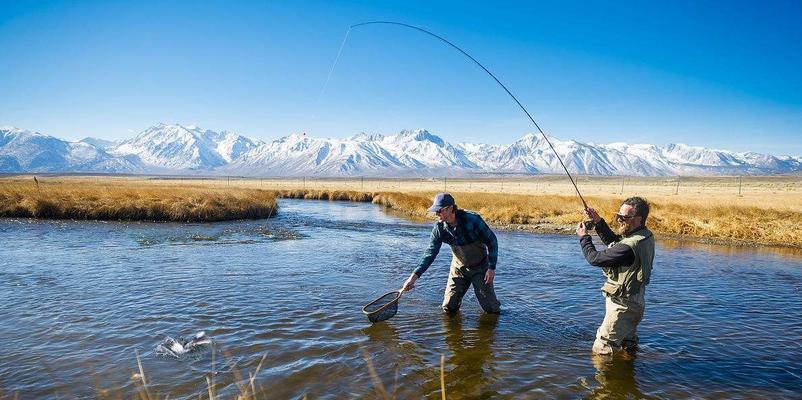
80,137,119,150
227,133,408,176
225,129,479,176
200,129,263,163
459,134,802,176
1,123,800,176
111,123,260,170
0,127,140,172
381,129,479,169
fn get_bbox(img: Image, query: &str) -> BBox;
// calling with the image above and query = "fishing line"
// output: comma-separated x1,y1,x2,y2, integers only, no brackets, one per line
328,21,590,210
317,27,352,105
321,21,588,210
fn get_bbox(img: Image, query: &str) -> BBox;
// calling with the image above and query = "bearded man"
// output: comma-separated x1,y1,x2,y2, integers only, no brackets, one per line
576,197,655,355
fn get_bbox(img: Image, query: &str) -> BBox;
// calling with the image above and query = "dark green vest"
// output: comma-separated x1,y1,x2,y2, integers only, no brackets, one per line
600,227,655,298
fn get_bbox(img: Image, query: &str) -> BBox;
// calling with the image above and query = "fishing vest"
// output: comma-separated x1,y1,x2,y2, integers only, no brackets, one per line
600,227,655,298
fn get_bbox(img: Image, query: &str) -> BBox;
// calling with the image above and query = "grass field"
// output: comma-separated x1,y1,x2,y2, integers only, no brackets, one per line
1,174,800,247
0,177,278,222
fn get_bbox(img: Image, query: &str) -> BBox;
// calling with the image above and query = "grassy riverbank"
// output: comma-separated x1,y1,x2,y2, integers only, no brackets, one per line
371,191,802,248
0,178,278,222
272,186,802,248
2,175,800,248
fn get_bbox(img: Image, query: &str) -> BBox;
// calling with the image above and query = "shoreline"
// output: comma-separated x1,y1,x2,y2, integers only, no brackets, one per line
492,222,802,251
278,192,802,251
2,176,801,250
380,205,802,251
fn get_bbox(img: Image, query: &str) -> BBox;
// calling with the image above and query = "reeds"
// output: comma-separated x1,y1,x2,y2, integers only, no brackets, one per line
2,176,799,247
124,349,444,399
0,178,278,222
129,349,270,400
274,189,374,202
373,191,802,248
344,189,802,248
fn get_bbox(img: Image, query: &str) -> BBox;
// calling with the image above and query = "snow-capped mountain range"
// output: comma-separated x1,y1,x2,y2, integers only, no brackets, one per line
1,123,800,176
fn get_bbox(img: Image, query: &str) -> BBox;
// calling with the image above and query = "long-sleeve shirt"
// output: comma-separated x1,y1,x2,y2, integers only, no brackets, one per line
579,219,635,268
414,210,498,276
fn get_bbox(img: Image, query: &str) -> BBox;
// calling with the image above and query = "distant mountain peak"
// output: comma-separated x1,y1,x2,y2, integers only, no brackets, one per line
396,128,445,147
1,124,800,176
348,132,385,142
1,125,22,133
111,123,260,169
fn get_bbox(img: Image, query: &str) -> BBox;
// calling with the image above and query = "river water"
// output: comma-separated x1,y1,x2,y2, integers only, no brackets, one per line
1,199,801,399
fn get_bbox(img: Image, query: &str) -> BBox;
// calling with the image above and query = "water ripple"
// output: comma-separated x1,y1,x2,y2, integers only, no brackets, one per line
1,199,801,398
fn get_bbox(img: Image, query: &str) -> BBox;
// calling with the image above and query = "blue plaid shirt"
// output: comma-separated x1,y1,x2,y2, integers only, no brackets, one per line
414,210,498,276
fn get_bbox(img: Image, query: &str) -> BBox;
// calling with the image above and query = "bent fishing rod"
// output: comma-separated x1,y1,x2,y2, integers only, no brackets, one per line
336,21,591,211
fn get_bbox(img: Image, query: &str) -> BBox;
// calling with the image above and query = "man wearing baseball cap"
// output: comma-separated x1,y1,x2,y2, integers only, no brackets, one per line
402,193,501,314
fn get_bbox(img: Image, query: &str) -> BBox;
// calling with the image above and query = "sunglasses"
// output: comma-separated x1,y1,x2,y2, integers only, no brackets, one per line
435,206,453,215
615,213,636,221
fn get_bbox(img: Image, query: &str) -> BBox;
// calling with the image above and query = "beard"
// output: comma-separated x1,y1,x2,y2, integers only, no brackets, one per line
615,223,630,236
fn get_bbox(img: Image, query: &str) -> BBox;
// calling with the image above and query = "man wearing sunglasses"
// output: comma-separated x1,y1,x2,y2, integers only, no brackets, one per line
576,196,655,355
402,193,501,314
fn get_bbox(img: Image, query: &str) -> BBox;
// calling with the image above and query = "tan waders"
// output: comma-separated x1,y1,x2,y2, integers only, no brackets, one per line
593,289,645,354
442,241,501,314
594,228,654,355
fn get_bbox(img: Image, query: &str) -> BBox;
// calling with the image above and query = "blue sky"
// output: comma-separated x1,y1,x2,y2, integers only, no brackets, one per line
1,0,800,155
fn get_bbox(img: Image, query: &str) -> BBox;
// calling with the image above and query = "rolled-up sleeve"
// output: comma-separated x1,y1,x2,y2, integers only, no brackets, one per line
414,226,443,276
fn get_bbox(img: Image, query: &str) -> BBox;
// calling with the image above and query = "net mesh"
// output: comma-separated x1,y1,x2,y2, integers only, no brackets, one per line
363,291,401,323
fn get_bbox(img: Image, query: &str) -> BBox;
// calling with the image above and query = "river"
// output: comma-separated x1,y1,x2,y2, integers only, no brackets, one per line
1,199,801,398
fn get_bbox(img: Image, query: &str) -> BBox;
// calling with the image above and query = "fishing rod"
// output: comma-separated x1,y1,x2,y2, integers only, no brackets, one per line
329,21,591,211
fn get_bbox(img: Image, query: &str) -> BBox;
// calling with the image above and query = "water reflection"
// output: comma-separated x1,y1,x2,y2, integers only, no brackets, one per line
442,313,499,399
659,238,802,259
587,353,650,400
2,199,802,398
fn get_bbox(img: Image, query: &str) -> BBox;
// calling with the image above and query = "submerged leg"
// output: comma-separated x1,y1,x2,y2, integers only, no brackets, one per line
469,265,501,314
442,266,471,313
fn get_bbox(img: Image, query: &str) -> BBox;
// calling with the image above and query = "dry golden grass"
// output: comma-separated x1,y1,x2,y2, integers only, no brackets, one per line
374,191,802,248
2,175,800,247
268,186,802,248
276,188,375,202
210,175,802,213
0,178,278,222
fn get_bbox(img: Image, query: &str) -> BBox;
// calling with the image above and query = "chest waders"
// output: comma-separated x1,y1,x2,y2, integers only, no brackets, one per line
451,240,487,269
442,239,501,314
593,227,655,355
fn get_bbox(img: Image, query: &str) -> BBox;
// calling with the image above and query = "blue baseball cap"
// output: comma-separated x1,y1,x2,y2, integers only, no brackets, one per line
428,193,455,212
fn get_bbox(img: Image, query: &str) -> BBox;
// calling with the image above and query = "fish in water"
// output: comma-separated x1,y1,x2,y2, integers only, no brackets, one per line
156,331,212,358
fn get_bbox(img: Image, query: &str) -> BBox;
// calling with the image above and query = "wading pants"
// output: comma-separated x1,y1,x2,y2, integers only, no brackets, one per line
593,289,645,355
442,241,501,314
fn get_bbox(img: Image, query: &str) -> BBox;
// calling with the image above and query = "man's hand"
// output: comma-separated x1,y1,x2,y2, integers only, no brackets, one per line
402,273,418,291
484,269,495,285
576,222,588,237
585,208,601,223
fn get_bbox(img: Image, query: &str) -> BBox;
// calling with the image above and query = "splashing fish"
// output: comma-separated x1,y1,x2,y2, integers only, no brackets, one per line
156,331,212,358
